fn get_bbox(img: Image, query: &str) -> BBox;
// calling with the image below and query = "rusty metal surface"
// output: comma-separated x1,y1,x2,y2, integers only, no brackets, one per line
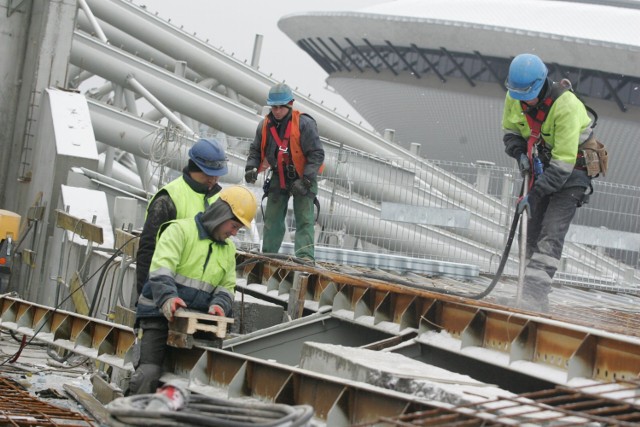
1,253,639,425
237,253,640,384
0,376,95,426
238,252,640,337
0,295,136,368
358,380,640,426
238,253,640,339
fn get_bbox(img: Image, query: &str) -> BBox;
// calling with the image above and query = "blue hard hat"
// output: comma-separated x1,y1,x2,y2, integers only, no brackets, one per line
188,138,228,177
506,54,548,101
267,83,294,106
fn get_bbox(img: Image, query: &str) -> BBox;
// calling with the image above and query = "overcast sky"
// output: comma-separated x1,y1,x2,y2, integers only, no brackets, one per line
137,0,388,124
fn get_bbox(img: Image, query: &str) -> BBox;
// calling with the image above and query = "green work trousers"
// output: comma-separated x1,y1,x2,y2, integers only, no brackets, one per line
262,178,316,260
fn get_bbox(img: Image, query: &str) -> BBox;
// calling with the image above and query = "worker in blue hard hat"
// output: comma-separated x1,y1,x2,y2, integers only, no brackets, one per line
244,83,325,262
135,137,229,298
502,53,604,312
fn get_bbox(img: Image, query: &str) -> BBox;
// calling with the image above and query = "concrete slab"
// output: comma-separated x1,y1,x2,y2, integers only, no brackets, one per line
299,341,514,405
232,292,283,334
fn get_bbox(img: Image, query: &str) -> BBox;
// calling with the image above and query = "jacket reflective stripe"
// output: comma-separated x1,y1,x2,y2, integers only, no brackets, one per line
149,268,233,295
149,218,236,296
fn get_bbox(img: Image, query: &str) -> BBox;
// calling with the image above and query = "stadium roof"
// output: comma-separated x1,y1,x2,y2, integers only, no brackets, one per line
279,0,640,77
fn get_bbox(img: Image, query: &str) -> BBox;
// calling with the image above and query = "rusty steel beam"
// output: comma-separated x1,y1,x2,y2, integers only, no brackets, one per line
165,346,510,425
237,253,640,384
0,295,136,369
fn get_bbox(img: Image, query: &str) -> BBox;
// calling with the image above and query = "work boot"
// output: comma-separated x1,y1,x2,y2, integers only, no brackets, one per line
518,293,549,313
128,363,163,395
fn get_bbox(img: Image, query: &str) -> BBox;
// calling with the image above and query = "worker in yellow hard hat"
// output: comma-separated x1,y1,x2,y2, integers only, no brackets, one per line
129,185,257,395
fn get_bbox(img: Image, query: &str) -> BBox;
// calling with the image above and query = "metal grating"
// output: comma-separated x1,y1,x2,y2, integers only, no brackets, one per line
0,376,95,426
357,380,640,426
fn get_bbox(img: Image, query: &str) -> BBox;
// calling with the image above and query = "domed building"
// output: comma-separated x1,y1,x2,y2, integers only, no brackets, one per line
278,0,640,187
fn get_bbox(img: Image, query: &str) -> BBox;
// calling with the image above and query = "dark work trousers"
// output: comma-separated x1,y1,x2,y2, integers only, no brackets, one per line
262,177,317,260
522,186,586,309
128,317,168,395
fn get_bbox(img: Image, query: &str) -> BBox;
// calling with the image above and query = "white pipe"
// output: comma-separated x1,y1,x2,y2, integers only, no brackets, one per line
80,1,507,222
75,0,625,279
314,189,520,276
125,75,193,134
78,0,108,43
87,100,624,278
71,32,261,136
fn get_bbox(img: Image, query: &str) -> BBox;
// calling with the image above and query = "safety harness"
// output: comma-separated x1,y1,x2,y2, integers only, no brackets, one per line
268,121,294,190
260,113,322,221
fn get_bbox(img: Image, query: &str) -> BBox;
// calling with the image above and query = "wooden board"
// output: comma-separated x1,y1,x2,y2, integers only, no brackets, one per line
167,309,234,348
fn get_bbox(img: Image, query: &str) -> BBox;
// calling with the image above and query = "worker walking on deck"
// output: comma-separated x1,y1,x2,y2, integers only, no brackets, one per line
129,185,257,395
244,83,325,261
502,53,603,312
135,138,228,298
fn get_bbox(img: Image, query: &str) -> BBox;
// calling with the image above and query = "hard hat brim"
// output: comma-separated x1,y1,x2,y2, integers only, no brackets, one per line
508,89,538,101
198,163,228,177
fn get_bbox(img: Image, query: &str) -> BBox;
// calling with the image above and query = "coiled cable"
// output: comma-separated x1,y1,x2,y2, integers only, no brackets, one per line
107,392,314,427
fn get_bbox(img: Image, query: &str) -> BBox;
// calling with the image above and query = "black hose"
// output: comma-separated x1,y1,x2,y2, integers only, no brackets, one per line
107,393,314,427
343,185,525,300
239,183,526,301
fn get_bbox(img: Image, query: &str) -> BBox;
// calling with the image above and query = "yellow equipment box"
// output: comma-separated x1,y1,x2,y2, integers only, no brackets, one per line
0,209,20,241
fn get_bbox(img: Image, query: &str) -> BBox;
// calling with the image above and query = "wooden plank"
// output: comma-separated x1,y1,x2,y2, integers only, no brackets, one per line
63,383,110,425
113,305,136,328
114,229,139,258
55,209,104,244
26,205,46,221
69,272,90,316
22,249,36,267
171,310,233,339
167,330,194,349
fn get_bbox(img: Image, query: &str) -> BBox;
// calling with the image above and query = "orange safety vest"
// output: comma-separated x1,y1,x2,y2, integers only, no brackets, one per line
258,110,324,178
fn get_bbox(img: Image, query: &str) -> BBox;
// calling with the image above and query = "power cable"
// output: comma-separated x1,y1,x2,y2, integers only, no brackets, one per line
107,392,314,427
0,235,138,367
239,181,526,301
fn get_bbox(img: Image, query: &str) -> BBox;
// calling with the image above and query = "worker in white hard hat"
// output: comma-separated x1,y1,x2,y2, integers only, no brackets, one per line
129,185,257,395
135,137,228,298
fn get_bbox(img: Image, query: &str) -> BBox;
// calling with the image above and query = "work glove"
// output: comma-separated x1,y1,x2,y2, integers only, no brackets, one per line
518,154,530,177
208,304,225,317
516,194,534,215
244,168,258,184
161,297,186,321
290,177,311,197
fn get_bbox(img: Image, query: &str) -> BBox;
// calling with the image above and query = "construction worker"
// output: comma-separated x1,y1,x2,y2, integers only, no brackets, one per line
129,185,257,395
244,83,325,261
502,53,596,312
135,137,228,298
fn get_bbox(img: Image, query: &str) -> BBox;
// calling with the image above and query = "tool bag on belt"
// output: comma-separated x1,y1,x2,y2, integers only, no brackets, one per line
578,136,608,178
523,79,609,179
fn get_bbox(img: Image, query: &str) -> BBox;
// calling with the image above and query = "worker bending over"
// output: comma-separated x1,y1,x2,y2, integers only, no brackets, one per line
129,185,257,395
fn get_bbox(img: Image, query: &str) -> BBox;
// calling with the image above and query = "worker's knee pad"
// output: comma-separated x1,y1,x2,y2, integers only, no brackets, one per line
128,363,163,395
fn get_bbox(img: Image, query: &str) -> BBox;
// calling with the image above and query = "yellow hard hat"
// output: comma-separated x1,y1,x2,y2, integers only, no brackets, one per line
218,185,257,228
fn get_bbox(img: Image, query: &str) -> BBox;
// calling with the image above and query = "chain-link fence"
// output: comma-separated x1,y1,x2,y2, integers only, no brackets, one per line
234,143,639,286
